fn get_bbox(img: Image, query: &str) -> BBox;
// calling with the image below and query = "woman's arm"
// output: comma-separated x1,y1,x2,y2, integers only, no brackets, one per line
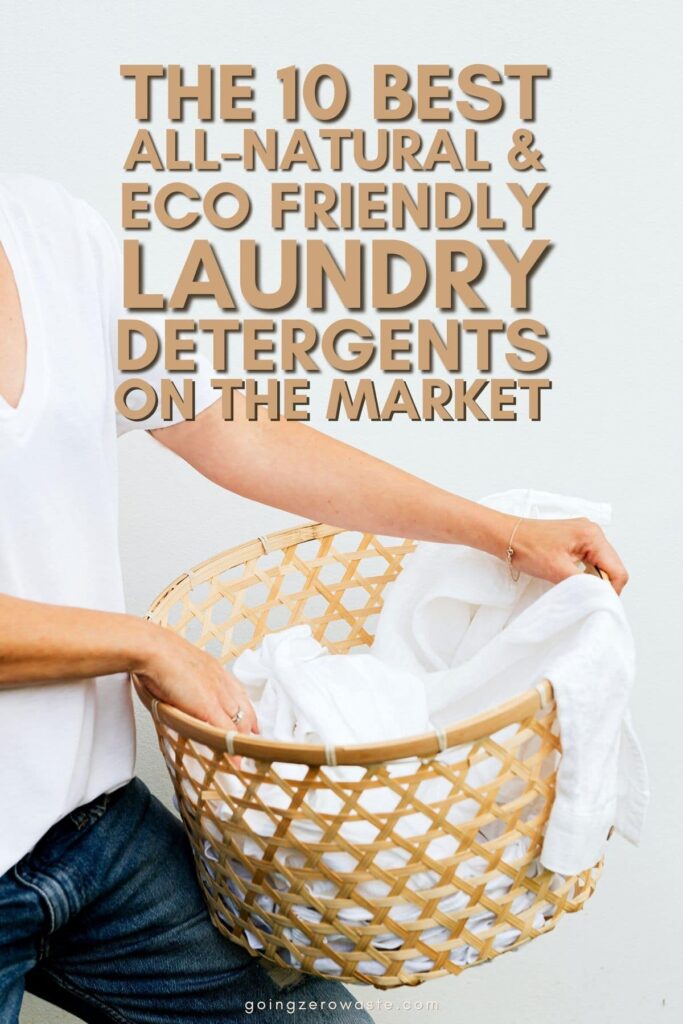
0,593,258,733
153,397,629,593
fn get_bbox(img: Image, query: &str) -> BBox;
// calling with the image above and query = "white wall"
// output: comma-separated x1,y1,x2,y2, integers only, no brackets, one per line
2,1,681,1021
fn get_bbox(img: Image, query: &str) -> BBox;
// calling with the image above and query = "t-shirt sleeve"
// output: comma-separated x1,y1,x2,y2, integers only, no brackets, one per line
82,201,217,436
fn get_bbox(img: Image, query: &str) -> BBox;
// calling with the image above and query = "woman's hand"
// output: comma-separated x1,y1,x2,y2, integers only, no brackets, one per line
506,517,629,594
135,623,259,735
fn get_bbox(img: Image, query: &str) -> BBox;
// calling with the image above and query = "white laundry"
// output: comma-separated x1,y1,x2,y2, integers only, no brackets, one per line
373,489,649,873
234,624,431,746
203,823,553,975
195,488,648,977
196,717,551,975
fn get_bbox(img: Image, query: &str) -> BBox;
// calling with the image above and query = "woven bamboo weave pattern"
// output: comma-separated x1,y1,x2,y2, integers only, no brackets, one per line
135,523,602,989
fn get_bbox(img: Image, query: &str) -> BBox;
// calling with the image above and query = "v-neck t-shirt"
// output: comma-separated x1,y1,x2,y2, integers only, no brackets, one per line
0,173,216,874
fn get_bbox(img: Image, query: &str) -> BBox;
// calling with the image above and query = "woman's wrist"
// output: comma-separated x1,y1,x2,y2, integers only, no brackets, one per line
445,499,517,560
126,617,172,677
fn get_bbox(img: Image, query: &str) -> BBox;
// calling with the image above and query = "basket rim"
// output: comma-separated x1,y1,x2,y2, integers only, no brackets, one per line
133,672,553,765
134,520,555,766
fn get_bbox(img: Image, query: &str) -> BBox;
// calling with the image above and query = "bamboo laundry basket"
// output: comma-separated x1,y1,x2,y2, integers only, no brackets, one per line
134,523,603,989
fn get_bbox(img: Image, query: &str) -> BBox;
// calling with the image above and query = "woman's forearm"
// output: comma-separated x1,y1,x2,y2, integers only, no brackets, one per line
0,594,154,687
154,399,513,557
0,592,259,732
154,397,629,593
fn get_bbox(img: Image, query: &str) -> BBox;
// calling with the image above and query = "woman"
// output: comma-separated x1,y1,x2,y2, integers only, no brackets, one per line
0,173,627,1023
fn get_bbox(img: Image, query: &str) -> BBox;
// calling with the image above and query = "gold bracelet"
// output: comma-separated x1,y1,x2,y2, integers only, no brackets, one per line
505,516,524,582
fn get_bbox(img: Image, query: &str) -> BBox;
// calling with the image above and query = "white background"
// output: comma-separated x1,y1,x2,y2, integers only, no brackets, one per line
1,1,681,1021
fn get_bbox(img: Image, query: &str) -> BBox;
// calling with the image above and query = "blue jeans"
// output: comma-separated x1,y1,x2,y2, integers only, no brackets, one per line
0,778,373,1023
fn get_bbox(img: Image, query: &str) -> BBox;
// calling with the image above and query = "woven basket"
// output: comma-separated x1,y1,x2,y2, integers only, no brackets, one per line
134,522,602,989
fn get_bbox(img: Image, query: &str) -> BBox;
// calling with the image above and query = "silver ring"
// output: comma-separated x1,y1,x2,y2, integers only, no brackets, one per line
230,706,245,725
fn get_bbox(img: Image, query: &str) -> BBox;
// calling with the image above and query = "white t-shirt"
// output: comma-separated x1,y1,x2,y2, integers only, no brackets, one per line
0,173,215,875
